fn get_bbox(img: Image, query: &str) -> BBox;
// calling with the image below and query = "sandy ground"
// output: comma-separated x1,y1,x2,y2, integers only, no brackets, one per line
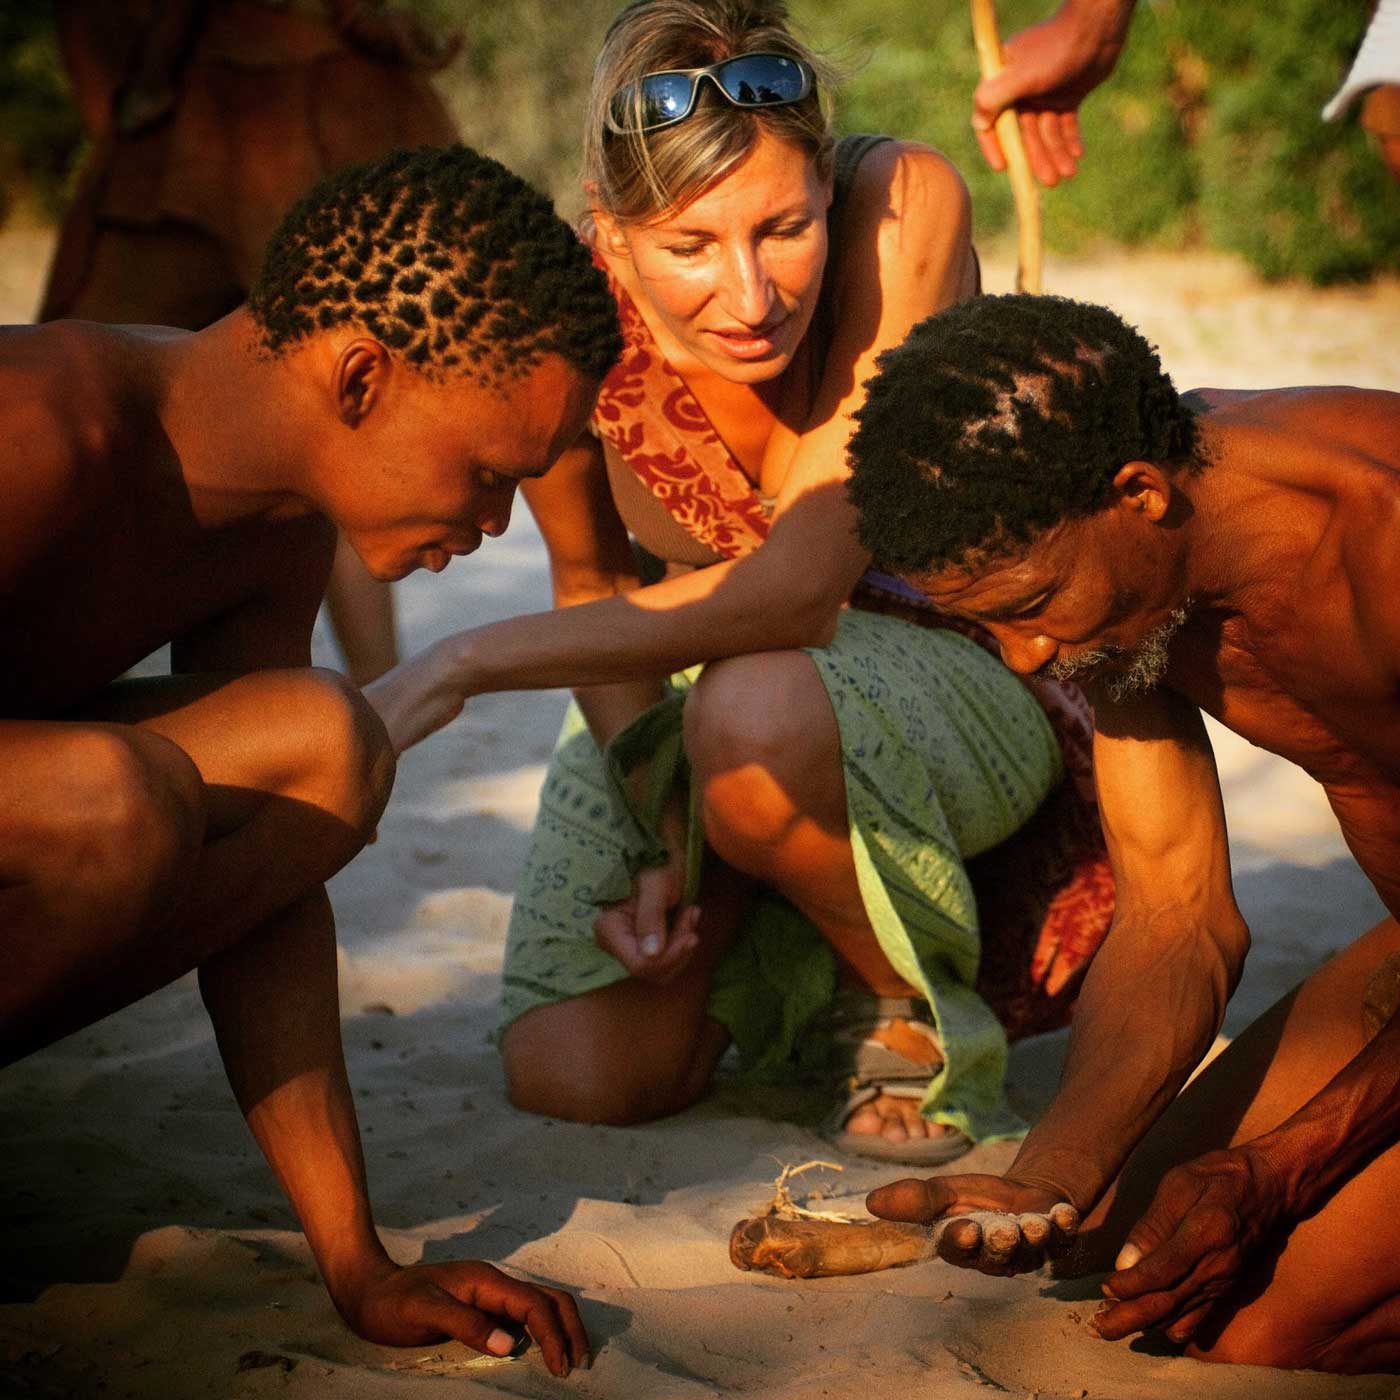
3,215,1400,1400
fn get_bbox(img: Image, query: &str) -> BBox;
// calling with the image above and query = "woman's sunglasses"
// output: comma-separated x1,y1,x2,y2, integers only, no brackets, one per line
605,53,815,134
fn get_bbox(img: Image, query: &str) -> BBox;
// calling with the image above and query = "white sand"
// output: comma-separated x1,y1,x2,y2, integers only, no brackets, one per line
3,225,1400,1399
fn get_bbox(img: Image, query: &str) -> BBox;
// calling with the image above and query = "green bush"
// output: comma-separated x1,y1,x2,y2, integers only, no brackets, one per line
794,0,1399,282
2,0,1397,282
0,4,84,221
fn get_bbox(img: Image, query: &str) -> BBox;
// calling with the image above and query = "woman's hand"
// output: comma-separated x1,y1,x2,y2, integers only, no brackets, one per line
365,638,471,755
1093,1146,1286,1346
593,797,702,984
331,1255,590,1377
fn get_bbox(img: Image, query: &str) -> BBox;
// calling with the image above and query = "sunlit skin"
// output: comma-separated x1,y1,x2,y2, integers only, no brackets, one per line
867,385,1400,1372
370,127,984,1149
593,130,833,396
913,503,1193,689
0,309,596,1373
286,332,599,583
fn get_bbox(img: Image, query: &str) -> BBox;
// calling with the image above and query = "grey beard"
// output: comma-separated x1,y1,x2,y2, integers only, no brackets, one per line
1046,605,1191,702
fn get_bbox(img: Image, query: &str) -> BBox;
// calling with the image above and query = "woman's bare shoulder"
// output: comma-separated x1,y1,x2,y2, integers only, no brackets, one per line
845,139,971,226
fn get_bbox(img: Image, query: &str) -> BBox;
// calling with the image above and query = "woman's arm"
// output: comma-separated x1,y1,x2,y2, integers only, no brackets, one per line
519,434,667,749
426,143,979,705
369,434,666,753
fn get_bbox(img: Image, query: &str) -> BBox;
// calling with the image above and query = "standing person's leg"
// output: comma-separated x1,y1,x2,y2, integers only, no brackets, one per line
1082,915,1400,1372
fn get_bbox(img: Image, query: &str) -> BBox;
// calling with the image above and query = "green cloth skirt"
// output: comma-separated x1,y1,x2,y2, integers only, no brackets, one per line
499,608,1061,1141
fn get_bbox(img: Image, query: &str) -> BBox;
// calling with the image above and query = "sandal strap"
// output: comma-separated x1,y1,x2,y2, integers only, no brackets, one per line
822,987,944,1087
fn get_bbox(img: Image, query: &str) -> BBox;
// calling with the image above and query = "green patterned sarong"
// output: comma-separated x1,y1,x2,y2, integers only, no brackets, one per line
500,608,1061,1141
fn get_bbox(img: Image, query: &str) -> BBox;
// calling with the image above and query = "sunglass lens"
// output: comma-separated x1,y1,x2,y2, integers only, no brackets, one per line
715,55,807,106
637,72,696,126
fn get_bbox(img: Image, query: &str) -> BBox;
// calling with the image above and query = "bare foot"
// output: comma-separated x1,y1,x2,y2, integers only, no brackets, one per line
844,1092,955,1143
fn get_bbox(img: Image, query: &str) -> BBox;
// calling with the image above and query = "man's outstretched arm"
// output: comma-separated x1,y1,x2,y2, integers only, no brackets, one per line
869,689,1250,1252
971,0,1137,186
168,554,588,1374
198,890,587,1373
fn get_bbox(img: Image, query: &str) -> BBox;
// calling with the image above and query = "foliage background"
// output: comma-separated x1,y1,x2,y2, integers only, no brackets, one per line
2,0,1397,282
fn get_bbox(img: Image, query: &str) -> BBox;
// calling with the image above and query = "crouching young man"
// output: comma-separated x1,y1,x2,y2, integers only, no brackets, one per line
1,143,621,1374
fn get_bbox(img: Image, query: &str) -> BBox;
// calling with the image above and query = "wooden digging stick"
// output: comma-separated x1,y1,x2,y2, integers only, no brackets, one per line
970,0,1043,293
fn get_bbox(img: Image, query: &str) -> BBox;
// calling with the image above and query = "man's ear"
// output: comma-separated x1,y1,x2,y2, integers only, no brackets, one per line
334,338,391,428
1111,460,1174,523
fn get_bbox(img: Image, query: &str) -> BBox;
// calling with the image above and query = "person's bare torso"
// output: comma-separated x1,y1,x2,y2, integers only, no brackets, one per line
0,323,332,717
1167,387,1400,907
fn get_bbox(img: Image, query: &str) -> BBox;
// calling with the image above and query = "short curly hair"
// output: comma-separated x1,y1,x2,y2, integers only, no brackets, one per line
846,295,1203,573
249,143,622,384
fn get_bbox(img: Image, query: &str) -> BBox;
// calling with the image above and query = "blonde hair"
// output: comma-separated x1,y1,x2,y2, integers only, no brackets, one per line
583,0,837,224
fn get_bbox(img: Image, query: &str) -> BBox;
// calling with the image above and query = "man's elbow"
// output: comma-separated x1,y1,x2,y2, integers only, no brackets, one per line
1209,909,1253,1001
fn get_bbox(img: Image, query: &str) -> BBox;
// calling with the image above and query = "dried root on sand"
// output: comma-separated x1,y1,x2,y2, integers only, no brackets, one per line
729,1161,1079,1279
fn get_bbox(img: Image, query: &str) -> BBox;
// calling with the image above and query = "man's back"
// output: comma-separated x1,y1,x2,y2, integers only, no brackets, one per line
0,319,334,717
1165,387,1400,798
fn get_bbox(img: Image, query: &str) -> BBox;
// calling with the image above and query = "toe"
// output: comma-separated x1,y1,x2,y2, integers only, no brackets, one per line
879,1111,910,1143
844,1104,883,1136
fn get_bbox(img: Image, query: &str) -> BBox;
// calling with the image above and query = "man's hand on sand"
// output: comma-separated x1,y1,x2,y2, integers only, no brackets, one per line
1094,1147,1283,1346
336,1257,590,1376
972,0,1134,186
867,1174,1080,1274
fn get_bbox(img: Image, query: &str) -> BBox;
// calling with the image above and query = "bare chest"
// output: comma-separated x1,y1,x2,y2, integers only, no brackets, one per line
1173,615,1400,790
1,494,321,716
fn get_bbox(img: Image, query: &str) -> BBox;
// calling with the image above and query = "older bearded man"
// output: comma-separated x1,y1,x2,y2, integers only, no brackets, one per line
845,292,1400,1374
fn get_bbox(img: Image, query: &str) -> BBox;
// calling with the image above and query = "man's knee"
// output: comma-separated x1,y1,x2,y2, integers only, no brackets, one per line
283,668,395,840
51,727,205,909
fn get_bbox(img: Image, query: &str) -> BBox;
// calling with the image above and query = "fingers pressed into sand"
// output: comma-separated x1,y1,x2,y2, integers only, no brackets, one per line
1164,1299,1213,1345
1104,1230,1197,1303
1095,1241,1209,1343
409,1293,525,1366
481,1278,585,1377
532,1286,592,1372
1095,1281,1200,1343
1018,1212,1052,1250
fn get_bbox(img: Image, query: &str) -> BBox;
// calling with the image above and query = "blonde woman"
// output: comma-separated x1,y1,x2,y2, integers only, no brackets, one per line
371,0,1113,1162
